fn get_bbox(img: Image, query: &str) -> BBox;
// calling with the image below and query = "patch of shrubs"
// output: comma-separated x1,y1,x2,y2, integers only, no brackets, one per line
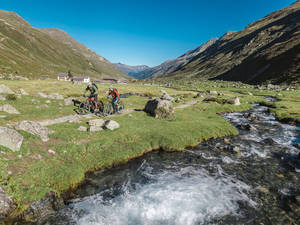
6,94,17,101
144,92,156,98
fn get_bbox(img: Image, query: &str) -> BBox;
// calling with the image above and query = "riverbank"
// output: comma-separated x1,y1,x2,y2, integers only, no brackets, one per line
0,80,299,223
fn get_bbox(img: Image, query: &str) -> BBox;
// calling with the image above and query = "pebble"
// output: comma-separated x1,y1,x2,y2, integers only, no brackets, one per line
78,126,88,132
257,187,269,193
48,149,56,154
224,138,230,144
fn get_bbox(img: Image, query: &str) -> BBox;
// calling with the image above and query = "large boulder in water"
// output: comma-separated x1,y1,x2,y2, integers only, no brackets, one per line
0,127,23,152
144,98,174,118
15,121,54,142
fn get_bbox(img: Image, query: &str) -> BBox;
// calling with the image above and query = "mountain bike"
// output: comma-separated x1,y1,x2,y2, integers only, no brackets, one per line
78,96,104,115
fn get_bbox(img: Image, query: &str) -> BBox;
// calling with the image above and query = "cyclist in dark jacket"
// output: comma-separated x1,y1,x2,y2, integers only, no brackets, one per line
84,82,99,102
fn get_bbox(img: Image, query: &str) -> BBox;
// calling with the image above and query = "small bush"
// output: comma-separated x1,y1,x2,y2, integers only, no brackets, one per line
6,94,17,101
66,93,82,98
144,92,156,98
183,94,189,99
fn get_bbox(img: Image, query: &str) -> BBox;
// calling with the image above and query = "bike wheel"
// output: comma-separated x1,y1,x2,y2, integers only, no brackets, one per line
102,104,113,116
94,101,104,116
78,102,90,115
117,101,125,112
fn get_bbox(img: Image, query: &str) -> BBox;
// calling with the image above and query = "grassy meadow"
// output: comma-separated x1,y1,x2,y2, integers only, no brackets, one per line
0,79,299,219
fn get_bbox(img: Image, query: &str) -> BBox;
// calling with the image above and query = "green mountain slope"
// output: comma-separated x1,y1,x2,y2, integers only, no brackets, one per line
164,1,300,84
0,10,128,79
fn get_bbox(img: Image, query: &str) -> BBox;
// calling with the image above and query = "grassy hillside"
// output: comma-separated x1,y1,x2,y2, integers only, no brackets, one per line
156,1,300,85
0,10,128,80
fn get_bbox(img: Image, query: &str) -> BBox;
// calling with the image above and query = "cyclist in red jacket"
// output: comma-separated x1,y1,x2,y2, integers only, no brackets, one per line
107,85,119,113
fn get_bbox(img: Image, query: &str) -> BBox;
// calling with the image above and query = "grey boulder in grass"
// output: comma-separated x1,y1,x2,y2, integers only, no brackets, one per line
15,121,54,142
0,126,23,152
144,98,174,119
104,120,120,130
0,84,14,95
0,104,20,114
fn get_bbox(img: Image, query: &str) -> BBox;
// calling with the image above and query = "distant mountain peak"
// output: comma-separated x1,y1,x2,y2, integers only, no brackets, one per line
113,63,150,78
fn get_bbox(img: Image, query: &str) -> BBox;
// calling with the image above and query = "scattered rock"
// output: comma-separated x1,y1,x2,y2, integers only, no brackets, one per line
48,93,64,100
104,120,120,130
0,104,20,114
18,192,64,223
0,84,14,95
257,187,269,194
262,138,276,145
18,88,29,95
244,112,257,121
0,187,16,220
45,100,51,104
224,138,230,144
78,126,88,132
48,149,55,154
144,98,174,118
37,92,48,98
237,123,256,131
88,119,105,127
0,126,23,152
207,90,218,95
0,95,6,101
160,90,174,102
89,126,103,132
36,104,48,109
15,121,54,142
203,96,218,103
248,92,253,96
64,97,73,106
226,97,241,106
68,117,80,123
232,146,241,157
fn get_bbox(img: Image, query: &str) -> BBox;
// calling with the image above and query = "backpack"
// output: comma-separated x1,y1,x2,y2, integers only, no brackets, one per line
112,88,119,98
92,83,98,91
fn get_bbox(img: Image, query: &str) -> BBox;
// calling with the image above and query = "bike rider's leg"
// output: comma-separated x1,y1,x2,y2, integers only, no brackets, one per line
111,98,117,113
94,94,99,111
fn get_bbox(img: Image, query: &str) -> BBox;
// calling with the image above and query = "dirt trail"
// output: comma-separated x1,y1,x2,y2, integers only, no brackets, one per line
37,100,199,126
174,100,199,109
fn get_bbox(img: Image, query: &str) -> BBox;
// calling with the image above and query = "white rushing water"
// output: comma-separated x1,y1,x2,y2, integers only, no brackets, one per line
42,101,300,225
64,164,255,225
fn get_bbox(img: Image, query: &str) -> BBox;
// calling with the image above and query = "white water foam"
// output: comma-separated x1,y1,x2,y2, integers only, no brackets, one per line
66,166,255,225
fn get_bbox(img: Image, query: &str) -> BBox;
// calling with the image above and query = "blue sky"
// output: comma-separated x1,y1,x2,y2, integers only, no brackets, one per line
1,0,296,66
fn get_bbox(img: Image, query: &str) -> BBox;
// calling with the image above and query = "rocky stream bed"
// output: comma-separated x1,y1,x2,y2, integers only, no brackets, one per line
15,99,300,225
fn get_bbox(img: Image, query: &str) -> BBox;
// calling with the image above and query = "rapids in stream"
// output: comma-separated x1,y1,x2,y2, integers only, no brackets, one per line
39,101,300,225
